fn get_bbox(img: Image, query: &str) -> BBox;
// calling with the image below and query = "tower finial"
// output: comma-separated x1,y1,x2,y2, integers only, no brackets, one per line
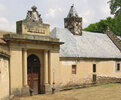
106,25,110,32
31,5,37,11
72,4,74,7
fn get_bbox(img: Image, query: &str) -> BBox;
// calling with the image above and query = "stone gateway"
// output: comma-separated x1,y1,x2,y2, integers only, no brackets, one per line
0,5,121,100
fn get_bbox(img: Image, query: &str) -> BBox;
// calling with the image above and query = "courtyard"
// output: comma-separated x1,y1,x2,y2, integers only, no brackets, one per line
14,83,121,100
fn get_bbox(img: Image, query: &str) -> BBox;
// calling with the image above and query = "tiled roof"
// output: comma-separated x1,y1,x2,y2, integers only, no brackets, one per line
50,27,121,59
0,30,15,44
0,39,6,44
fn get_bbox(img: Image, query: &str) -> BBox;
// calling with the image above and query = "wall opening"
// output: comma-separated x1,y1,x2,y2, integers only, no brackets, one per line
27,54,40,94
72,65,76,74
93,64,96,72
116,63,120,72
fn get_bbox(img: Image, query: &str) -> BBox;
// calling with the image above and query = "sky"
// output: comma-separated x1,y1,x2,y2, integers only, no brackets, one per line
0,0,113,32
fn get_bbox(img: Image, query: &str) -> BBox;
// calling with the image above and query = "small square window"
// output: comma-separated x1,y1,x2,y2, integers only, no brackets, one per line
93,64,96,72
116,63,120,72
72,65,76,74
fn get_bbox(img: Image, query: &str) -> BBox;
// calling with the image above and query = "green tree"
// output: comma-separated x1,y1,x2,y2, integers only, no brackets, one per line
83,0,121,35
108,0,121,16
112,14,121,35
83,17,115,34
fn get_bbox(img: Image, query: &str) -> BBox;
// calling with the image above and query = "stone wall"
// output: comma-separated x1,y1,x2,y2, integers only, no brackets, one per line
59,60,93,87
0,56,9,100
59,59,121,90
10,47,23,96
96,76,121,84
59,76,121,91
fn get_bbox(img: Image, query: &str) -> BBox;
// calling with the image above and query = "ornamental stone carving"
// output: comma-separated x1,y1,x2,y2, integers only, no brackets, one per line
26,6,43,23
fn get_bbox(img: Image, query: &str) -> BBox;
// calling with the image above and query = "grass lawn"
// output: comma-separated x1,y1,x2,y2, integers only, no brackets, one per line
14,83,121,100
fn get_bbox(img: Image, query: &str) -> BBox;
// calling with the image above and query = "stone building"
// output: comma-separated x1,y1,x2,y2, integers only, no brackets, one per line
0,5,121,100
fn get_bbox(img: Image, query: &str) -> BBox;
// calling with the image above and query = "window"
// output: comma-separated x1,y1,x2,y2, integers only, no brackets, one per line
93,64,96,72
116,63,120,72
72,65,76,74
93,74,96,83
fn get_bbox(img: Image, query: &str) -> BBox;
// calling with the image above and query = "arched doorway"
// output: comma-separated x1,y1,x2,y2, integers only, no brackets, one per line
27,54,40,94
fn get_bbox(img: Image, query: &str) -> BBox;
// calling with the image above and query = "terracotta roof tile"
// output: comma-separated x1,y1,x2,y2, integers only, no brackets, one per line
0,38,6,44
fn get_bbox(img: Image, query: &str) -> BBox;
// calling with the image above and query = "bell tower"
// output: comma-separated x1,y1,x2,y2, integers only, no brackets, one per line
64,4,82,35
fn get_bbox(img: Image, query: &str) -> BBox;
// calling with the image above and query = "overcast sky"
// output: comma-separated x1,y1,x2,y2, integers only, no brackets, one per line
0,0,113,32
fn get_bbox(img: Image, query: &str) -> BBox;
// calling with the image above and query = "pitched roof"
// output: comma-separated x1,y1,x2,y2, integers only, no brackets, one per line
0,30,15,44
67,4,79,18
0,39,6,44
0,30,15,39
50,27,121,59
0,30,15,35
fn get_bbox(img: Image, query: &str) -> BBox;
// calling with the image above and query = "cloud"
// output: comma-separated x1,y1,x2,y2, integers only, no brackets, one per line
0,4,15,32
80,10,95,28
45,7,64,30
0,3,5,12
0,17,9,24
0,0,113,31
45,8,63,19
77,0,95,28
0,17,15,32
77,0,112,28
45,8,56,18
100,1,112,17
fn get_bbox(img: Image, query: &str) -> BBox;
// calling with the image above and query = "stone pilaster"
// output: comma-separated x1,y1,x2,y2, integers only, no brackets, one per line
43,50,52,93
22,49,27,86
44,50,49,84
48,50,52,84
22,49,29,96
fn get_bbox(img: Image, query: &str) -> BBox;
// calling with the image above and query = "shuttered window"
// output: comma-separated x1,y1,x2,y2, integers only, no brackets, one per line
72,65,76,74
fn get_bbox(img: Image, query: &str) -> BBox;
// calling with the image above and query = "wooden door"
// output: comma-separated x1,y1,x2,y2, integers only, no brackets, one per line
27,54,40,94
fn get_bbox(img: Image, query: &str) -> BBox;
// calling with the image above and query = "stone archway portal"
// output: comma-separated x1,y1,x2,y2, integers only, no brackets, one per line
27,54,40,94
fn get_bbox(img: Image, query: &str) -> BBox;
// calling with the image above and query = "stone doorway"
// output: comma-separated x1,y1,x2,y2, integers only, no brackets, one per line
27,54,40,94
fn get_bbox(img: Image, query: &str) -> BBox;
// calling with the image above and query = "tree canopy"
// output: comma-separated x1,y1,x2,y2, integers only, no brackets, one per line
83,0,121,36
108,0,121,16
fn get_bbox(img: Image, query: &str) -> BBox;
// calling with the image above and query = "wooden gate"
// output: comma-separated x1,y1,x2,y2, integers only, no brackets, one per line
27,54,40,94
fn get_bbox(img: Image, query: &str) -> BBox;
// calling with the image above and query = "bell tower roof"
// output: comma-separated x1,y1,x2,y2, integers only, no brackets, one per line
67,4,79,18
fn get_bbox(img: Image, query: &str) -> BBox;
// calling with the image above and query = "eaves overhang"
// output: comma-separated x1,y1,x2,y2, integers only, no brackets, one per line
0,52,10,58
60,57,121,61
